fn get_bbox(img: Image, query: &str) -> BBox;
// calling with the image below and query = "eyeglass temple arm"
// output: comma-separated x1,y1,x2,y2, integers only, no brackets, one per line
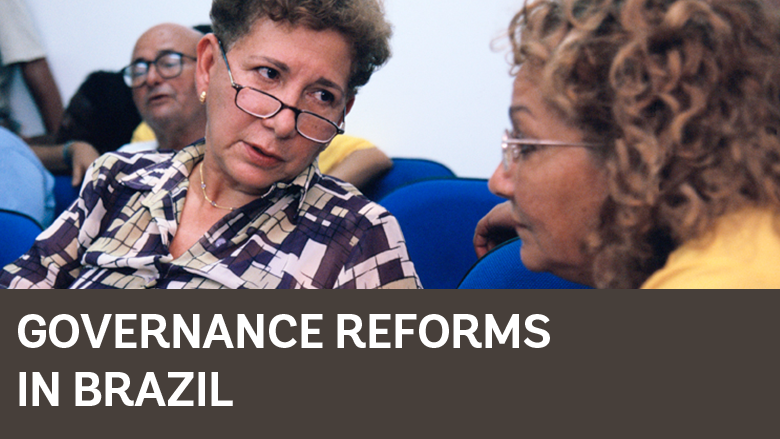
502,136,599,148
337,107,346,134
217,39,238,87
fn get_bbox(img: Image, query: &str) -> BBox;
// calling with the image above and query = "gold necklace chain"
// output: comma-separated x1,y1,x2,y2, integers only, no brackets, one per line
199,162,235,212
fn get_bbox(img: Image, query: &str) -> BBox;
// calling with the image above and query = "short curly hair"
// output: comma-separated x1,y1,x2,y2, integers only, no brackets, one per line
509,0,780,288
210,0,392,97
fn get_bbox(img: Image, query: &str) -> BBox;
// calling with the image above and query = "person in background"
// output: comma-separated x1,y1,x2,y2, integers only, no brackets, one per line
126,22,213,147
27,23,206,189
1,0,420,289
0,0,109,188
28,71,140,188
120,23,208,153
476,0,780,288
120,23,392,191
0,0,63,142
55,71,141,156
0,126,54,228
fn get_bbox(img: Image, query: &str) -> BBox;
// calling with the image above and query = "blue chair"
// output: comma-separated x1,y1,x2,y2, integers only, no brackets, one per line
360,157,456,202
53,175,80,217
458,238,591,289
0,210,43,268
379,178,504,289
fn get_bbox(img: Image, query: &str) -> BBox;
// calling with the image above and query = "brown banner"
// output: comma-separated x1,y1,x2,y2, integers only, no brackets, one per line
1,290,777,437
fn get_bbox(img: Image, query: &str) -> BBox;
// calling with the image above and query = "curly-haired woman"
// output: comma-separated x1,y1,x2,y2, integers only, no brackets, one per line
476,0,780,288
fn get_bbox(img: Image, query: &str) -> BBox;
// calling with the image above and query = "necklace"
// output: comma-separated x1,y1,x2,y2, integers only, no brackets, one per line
199,162,235,211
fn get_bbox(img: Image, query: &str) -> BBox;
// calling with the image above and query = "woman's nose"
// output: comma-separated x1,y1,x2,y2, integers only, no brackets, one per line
261,106,298,139
488,163,514,200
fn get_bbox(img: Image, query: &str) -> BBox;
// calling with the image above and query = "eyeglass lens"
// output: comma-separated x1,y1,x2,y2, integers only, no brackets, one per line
123,53,186,88
502,145,514,170
234,84,342,143
501,133,517,170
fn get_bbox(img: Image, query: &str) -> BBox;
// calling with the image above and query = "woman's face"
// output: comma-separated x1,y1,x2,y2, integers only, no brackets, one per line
196,19,354,194
488,70,609,285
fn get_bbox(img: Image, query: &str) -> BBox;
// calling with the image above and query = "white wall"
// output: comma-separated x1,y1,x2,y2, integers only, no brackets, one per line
10,0,522,179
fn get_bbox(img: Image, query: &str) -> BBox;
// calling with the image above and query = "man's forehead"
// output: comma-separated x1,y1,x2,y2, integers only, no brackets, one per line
132,24,200,59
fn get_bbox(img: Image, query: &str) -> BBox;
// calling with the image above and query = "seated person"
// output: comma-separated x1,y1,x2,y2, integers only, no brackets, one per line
0,126,54,228
28,22,207,189
1,0,420,289
475,0,780,288
55,70,141,155
33,23,207,188
29,71,140,187
119,23,391,191
118,23,207,153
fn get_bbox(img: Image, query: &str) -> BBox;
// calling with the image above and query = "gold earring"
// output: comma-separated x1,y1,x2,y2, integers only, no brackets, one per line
199,91,207,103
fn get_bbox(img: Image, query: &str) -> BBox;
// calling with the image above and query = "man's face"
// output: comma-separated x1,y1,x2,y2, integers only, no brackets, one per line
130,24,203,135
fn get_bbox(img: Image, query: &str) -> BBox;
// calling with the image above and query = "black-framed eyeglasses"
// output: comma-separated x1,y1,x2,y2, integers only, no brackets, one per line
501,129,600,170
218,39,346,144
121,51,197,88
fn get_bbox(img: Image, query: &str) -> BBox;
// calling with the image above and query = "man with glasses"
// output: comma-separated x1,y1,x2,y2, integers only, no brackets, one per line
29,23,205,190
119,23,207,153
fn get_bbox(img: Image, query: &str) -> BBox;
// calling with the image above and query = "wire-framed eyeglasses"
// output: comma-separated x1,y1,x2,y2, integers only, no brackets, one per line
218,39,346,144
121,51,197,88
501,130,600,170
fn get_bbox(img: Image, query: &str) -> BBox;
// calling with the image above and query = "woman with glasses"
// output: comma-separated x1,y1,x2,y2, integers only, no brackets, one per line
1,0,421,289
477,0,780,288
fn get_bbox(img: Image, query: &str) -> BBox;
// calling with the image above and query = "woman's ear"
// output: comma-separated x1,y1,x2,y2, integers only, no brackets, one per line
196,34,219,97
345,97,355,116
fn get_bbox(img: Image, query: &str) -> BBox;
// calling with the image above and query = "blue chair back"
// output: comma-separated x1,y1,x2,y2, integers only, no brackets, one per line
0,210,43,268
53,175,80,218
360,158,456,202
458,238,591,289
379,178,504,289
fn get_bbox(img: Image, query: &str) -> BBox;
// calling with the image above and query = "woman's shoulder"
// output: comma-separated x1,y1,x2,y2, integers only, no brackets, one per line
642,208,780,289
87,150,177,183
304,175,393,223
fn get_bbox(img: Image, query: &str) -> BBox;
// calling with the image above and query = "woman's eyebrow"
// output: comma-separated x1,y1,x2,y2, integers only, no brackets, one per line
246,55,345,96
509,106,533,129
245,55,291,75
509,105,531,118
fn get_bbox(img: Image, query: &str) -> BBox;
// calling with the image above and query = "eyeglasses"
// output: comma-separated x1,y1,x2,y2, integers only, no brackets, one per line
501,130,600,170
218,39,346,144
121,51,197,88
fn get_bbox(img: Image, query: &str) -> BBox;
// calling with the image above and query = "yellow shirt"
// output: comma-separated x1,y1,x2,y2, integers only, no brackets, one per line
641,208,780,288
130,122,374,174
317,135,375,174
131,122,156,143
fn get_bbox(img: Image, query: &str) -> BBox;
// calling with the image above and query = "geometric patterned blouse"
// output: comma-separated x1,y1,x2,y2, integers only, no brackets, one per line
1,142,422,289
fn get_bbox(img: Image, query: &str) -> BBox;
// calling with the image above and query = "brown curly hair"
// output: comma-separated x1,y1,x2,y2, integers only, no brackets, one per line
509,0,780,288
210,0,392,97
